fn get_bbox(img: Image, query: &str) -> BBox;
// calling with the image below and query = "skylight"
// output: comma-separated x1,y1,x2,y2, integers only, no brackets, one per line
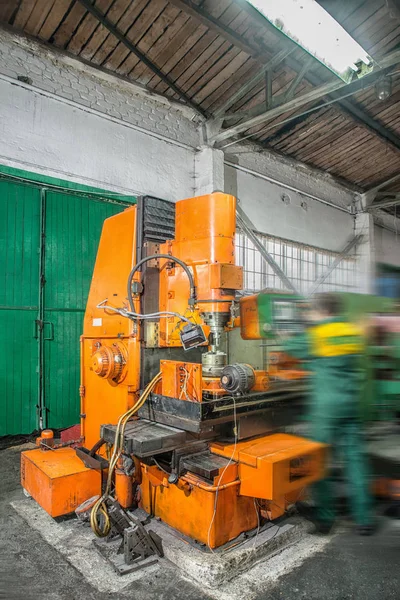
246,0,373,83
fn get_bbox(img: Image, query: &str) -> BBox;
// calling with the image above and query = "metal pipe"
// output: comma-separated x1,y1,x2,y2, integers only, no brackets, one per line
37,188,46,430
181,475,240,492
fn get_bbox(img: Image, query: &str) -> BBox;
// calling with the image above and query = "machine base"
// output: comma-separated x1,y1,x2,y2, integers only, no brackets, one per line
21,447,102,517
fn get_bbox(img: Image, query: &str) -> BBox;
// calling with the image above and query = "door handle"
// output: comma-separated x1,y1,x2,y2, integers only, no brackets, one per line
33,320,54,341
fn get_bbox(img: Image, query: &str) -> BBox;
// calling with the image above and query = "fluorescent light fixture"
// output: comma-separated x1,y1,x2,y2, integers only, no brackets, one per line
246,0,373,82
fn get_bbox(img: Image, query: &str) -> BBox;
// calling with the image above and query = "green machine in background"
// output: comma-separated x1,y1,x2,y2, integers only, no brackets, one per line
338,293,400,422
240,290,400,422
239,290,303,339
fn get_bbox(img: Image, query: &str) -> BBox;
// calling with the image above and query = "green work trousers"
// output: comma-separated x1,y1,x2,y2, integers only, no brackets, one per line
310,416,373,527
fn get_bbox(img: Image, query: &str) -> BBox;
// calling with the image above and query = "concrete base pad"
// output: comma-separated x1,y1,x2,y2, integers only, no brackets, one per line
11,497,332,596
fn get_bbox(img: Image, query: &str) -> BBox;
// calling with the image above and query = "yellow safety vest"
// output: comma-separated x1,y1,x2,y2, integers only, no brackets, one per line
309,321,363,358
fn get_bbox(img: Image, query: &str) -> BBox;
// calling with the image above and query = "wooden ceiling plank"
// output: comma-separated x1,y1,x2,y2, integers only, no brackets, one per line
13,0,36,29
151,25,215,89
298,128,371,164
76,0,205,112
154,5,248,94
80,0,132,60
145,3,246,91
128,8,192,83
223,67,312,121
86,0,147,63
0,0,21,22
178,11,250,95
146,21,209,88
67,0,114,55
351,5,388,38
37,0,71,40
101,0,167,71
341,0,382,33
204,60,258,111
267,105,338,147
354,16,398,55
313,140,392,176
167,0,256,56
272,113,349,155
317,0,367,26
346,159,400,186
307,132,376,168
24,0,55,36
280,121,356,159
341,156,400,186
373,32,400,57
52,0,87,48
359,18,399,52
191,50,251,104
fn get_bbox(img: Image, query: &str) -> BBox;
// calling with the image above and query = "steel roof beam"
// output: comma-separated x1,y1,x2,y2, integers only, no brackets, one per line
210,49,400,145
76,0,207,117
367,195,400,210
172,0,400,151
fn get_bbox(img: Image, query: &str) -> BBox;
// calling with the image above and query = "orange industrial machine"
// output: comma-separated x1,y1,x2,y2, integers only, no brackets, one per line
22,193,326,549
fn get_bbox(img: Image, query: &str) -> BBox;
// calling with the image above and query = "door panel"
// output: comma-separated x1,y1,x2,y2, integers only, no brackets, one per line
0,181,40,435
43,192,124,429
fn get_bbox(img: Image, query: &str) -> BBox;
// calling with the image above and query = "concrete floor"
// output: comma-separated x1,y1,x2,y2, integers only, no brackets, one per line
1,443,399,600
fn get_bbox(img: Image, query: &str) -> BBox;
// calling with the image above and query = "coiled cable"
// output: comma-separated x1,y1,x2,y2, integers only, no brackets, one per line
90,372,162,537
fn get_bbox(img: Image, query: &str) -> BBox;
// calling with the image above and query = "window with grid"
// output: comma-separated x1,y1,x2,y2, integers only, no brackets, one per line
236,231,357,295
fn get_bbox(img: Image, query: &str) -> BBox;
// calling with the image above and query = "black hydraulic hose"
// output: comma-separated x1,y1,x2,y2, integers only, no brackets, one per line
127,254,196,312
89,437,106,457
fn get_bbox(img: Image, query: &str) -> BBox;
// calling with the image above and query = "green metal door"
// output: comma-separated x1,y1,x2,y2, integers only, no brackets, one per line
43,192,123,430
0,167,134,436
0,181,41,435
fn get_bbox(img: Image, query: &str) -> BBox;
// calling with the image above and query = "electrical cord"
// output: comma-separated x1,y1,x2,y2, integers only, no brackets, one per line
126,254,196,313
96,299,194,325
90,372,162,537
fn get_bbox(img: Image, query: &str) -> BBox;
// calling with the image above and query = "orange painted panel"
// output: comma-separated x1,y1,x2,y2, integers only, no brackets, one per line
211,434,327,501
139,464,257,549
80,207,142,448
160,360,202,402
209,263,243,290
21,448,101,517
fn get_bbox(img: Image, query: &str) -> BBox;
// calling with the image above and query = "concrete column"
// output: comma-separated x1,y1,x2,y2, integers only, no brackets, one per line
355,212,375,294
194,146,225,196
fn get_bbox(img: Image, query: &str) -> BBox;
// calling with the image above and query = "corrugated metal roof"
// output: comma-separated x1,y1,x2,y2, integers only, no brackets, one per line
1,0,399,205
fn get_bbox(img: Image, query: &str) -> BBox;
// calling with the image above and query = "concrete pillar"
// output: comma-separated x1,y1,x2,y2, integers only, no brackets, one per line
194,146,225,196
355,212,375,294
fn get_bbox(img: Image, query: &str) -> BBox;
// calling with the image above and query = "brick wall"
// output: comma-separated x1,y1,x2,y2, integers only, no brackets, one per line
0,26,201,148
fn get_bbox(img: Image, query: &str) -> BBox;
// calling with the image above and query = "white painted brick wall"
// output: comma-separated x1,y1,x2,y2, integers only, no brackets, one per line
0,27,201,148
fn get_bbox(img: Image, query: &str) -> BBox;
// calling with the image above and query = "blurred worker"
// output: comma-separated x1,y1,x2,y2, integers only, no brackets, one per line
284,293,374,535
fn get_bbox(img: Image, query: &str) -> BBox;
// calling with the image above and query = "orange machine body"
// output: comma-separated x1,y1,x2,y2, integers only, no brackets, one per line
20,193,324,549
139,433,326,548
80,206,142,450
139,461,257,549
159,193,242,346
21,447,101,517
